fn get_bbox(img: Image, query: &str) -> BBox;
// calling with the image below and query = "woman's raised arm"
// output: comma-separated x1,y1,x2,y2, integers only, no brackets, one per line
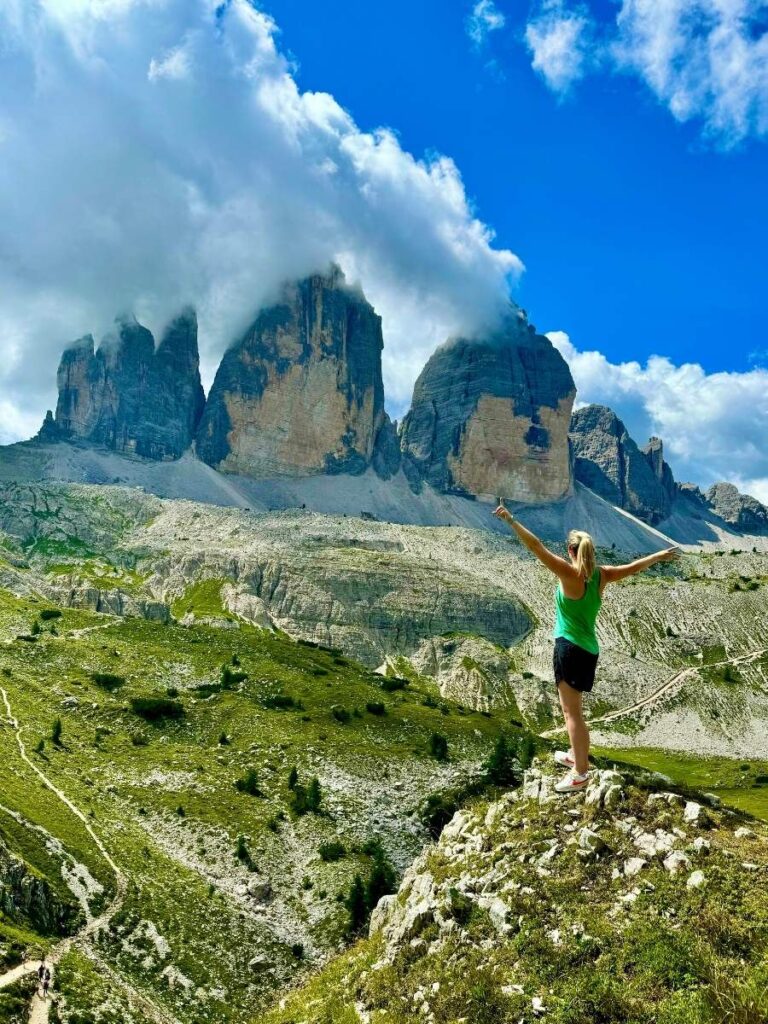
493,505,577,582
601,546,679,584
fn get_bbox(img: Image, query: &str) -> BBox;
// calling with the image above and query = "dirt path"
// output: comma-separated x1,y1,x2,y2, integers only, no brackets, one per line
0,687,178,1024
541,646,768,739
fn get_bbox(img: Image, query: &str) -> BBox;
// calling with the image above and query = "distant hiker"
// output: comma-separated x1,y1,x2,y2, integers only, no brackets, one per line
493,501,679,793
37,959,45,983
43,967,51,997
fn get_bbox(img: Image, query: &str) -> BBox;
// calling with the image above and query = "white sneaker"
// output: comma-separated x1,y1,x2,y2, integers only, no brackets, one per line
554,771,590,794
554,750,575,770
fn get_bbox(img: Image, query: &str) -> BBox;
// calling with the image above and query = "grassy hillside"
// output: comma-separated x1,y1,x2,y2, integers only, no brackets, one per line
0,587,516,1022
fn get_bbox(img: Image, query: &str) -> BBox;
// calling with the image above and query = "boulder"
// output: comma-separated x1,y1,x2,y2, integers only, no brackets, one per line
400,308,575,502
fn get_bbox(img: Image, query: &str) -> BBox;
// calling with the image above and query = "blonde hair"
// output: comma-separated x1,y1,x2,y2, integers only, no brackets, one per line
567,529,596,580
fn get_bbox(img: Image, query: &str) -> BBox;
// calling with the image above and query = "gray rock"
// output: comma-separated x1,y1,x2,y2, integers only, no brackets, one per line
705,483,768,535
569,405,675,524
196,266,389,479
52,309,205,461
400,308,575,502
663,850,691,874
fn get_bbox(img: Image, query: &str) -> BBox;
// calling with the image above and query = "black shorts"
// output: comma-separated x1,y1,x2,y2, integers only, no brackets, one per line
553,636,599,693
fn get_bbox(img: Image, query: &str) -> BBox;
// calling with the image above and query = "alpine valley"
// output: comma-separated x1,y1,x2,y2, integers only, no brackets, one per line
1,267,767,1024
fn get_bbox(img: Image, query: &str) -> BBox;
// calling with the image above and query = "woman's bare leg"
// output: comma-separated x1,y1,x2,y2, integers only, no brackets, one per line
557,681,589,774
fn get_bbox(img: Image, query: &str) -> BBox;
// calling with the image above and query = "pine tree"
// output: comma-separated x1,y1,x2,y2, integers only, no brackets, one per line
51,717,63,746
346,874,367,934
288,766,299,790
306,776,322,812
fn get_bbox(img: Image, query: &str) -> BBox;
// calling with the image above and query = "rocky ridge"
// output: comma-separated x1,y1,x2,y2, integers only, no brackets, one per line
569,404,677,524
50,309,205,460
267,761,768,1024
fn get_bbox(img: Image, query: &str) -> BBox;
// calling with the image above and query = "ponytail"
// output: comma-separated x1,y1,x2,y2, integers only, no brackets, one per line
567,529,596,581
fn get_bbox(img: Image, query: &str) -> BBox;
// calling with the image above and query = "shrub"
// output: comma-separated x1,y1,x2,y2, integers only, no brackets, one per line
176,805,185,817
166,686,179,698
522,670,534,679
318,841,346,862
331,705,351,724
91,672,125,691
235,835,254,869
221,664,247,689
264,694,296,710
130,697,184,721
34,738,45,755
39,609,62,621
218,731,230,746
234,768,261,796
484,733,518,786
288,766,299,790
131,732,149,746
30,619,41,636
428,732,448,761
381,676,407,692
366,701,386,716
51,717,63,746
291,943,304,960
517,733,536,770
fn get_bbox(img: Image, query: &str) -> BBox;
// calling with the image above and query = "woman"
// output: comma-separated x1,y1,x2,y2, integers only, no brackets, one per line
493,501,679,793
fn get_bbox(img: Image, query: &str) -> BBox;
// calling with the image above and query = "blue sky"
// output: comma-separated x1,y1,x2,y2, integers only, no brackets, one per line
265,0,768,375
0,0,767,498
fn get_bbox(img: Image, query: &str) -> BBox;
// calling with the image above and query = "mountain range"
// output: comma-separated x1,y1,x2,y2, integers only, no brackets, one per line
7,264,766,550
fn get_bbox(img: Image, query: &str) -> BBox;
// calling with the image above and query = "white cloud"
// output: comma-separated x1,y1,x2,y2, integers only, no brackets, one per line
524,0,768,145
613,0,768,145
467,0,506,48
0,0,521,438
525,2,595,94
549,331,768,503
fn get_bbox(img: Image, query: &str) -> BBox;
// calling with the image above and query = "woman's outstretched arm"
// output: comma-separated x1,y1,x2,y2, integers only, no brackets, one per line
493,505,576,581
601,546,679,584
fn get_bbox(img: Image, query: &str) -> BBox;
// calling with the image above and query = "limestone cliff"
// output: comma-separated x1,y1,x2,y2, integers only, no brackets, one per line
705,482,768,534
569,404,676,524
52,309,205,460
196,267,398,479
399,309,575,502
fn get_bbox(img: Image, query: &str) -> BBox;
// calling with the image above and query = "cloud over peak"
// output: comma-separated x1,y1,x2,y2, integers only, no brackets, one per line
0,0,520,440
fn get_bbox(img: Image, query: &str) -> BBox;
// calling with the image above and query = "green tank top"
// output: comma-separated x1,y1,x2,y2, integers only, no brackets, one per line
553,567,602,655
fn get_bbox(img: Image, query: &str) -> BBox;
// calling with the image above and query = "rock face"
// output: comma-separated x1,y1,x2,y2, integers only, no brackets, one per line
53,310,205,460
0,837,82,936
705,482,768,535
196,267,398,479
569,405,676,524
399,309,575,502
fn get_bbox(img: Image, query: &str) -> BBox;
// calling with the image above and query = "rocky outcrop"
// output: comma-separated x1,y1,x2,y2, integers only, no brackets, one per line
569,405,676,524
196,266,397,479
705,482,768,535
410,635,520,712
400,309,576,502
52,309,205,460
0,837,82,936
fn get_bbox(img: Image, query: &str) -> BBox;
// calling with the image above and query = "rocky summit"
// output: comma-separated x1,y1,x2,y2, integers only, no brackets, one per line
196,266,399,479
50,309,205,461
570,404,677,524
400,309,576,503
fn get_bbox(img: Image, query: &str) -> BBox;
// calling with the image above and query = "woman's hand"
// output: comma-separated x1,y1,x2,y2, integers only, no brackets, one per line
493,504,514,524
658,546,680,562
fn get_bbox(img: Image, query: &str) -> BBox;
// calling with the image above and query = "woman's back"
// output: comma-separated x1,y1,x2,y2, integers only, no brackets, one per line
554,567,602,654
